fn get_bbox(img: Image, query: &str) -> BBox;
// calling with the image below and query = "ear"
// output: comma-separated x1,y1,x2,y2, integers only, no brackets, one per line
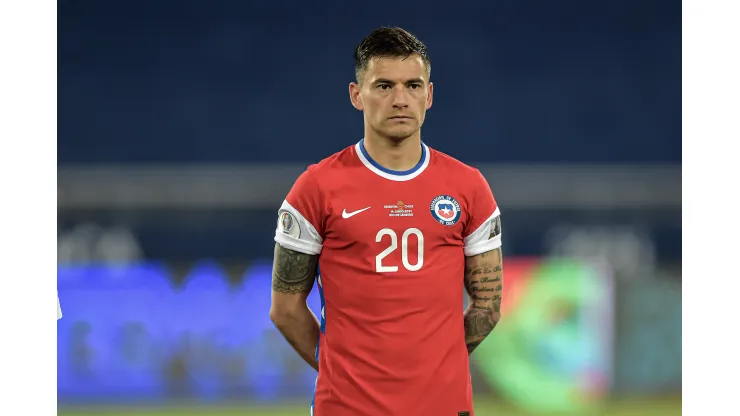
426,82,434,110
349,82,364,111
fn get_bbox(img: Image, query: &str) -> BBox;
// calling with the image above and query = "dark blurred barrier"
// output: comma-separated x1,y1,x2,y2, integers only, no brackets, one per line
58,257,633,413
57,164,682,262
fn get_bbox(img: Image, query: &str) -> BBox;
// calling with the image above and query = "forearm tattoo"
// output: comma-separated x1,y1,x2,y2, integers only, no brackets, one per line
463,248,503,354
272,244,318,294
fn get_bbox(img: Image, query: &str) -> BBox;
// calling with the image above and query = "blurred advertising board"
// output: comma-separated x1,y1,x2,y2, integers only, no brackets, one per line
58,257,613,412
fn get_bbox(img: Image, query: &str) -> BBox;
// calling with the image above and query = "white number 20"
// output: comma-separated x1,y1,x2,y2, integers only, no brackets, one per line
375,228,424,273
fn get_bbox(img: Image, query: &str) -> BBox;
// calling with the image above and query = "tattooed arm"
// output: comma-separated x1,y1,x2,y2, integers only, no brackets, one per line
269,243,321,371
463,247,503,355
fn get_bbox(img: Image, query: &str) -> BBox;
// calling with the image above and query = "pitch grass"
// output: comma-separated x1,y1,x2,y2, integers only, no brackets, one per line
59,397,681,416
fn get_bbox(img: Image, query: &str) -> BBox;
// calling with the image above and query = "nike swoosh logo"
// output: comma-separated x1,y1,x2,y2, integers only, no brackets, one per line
341,206,371,219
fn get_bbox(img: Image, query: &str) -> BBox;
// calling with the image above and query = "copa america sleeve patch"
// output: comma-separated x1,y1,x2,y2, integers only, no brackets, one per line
273,200,323,255
277,210,301,239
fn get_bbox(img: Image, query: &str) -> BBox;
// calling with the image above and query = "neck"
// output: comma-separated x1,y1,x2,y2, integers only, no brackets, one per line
362,131,423,172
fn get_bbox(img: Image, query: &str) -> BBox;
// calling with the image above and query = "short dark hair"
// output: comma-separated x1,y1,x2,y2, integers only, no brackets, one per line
354,27,431,83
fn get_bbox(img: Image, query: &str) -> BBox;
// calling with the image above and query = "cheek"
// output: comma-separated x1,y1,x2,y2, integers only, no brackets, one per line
365,101,385,118
417,91,430,104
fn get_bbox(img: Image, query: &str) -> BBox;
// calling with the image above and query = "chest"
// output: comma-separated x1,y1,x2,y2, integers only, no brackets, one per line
322,180,469,253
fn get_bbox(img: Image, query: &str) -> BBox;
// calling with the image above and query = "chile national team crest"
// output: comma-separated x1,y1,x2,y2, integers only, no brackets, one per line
430,195,462,226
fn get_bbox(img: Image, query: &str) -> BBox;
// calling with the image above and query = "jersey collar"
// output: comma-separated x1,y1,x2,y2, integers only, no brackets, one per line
355,139,430,182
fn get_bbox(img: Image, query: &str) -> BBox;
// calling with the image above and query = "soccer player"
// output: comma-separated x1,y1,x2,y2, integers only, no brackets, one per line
269,27,503,416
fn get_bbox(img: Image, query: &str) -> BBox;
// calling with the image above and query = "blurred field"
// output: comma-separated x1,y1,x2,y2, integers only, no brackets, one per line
59,397,681,416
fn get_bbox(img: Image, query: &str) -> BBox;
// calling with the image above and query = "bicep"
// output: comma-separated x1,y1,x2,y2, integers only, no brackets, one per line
464,248,503,307
271,243,318,308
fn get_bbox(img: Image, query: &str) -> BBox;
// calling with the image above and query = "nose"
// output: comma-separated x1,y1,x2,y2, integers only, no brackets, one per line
391,86,409,109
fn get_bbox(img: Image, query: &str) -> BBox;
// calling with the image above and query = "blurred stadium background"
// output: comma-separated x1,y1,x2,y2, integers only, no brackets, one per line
57,1,681,415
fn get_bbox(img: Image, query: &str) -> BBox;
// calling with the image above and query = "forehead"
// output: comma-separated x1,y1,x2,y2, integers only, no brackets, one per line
363,54,429,83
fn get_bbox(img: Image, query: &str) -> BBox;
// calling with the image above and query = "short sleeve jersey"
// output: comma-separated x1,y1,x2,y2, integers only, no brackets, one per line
274,140,502,416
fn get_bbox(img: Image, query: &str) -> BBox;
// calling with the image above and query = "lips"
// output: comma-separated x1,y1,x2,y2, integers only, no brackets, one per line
389,116,413,120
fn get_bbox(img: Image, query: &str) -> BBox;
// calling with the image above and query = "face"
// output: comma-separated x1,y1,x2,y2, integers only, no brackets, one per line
349,54,433,142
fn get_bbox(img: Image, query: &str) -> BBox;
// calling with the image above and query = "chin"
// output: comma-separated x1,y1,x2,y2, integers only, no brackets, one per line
382,127,418,142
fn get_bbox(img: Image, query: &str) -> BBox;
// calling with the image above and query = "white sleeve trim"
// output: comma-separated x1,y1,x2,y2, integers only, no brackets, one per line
275,233,322,255
274,200,323,256
464,207,502,257
464,235,502,256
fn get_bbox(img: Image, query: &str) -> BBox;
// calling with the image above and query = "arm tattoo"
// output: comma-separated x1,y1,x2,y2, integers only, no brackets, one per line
272,244,318,294
463,248,503,354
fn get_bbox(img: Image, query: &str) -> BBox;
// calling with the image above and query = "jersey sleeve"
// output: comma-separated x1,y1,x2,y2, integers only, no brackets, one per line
57,292,62,320
274,167,325,256
463,169,502,256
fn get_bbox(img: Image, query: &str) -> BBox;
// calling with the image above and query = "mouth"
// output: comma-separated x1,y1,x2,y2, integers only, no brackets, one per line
389,116,413,120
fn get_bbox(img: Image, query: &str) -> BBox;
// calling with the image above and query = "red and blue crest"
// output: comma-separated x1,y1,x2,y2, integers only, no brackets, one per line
430,195,462,226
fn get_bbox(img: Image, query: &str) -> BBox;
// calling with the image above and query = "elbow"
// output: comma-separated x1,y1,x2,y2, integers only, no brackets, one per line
269,306,287,327
270,304,300,329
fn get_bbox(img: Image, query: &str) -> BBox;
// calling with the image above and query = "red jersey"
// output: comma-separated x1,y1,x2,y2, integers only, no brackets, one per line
274,139,502,416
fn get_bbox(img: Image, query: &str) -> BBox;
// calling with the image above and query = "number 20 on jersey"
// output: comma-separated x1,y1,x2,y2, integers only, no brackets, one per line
375,228,424,273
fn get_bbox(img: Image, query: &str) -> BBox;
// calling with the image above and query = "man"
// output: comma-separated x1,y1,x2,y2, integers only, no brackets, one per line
269,27,503,416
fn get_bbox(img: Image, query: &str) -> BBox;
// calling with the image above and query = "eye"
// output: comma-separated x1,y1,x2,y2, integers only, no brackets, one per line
408,84,422,90
377,84,391,90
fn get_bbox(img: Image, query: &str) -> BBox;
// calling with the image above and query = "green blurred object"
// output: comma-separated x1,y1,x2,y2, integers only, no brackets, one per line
474,258,612,414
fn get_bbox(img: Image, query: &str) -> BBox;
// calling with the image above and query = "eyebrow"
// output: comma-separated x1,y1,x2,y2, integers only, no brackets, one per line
373,78,425,85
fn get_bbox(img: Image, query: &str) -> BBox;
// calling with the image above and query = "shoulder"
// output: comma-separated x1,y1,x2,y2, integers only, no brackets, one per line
304,144,358,179
288,144,359,203
427,145,487,184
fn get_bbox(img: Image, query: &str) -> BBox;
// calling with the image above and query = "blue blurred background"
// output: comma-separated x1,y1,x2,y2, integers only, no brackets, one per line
57,1,681,414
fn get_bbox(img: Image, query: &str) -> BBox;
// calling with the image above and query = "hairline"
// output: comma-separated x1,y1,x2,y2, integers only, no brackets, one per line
355,53,432,85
